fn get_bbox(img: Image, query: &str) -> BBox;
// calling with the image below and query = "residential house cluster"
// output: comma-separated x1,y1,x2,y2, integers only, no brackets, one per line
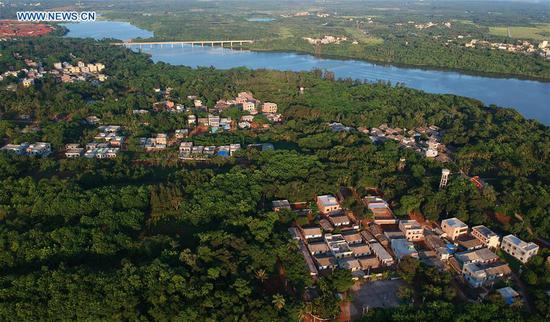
465,39,550,60
290,187,539,295
303,35,348,45
53,61,107,83
1,142,52,157
178,142,241,160
140,133,168,152
232,92,282,129
152,91,281,133
0,58,44,87
369,123,451,162
0,58,107,86
438,217,538,289
289,194,399,280
65,125,123,159
195,114,233,134
414,21,451,30
149,100,185,114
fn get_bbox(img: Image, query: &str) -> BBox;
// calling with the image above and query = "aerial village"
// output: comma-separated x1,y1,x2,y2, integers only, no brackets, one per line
282,178,539,302
0,56,107,87
0,56,540,306
465,39,550,60
329,122,451,162
1,88,280,160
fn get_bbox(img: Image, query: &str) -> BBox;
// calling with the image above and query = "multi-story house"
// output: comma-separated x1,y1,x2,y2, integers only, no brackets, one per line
399,220,424,241
500,235,539,264
441,217,468,241
471,225,500,249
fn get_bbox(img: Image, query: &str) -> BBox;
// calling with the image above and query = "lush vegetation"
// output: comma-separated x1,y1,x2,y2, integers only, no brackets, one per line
81,0,550,80
0,37,548,320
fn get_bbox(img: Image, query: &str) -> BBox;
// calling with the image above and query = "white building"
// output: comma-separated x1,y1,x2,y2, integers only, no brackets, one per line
441,217,468,241
399,220,424,241
500,235,539,264
471,225,500,249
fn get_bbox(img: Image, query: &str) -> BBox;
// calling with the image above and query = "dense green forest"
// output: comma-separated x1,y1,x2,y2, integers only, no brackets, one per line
0,37,548,320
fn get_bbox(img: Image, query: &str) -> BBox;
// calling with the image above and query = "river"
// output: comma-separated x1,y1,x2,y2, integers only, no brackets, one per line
63,21,550,125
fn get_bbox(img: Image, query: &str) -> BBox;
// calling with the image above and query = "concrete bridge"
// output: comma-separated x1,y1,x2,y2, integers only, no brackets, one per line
113,40,254,48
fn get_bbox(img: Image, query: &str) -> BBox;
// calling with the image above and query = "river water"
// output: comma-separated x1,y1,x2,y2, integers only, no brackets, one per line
63,21,550,124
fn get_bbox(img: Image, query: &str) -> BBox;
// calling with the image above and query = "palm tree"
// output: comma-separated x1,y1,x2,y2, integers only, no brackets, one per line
272,294,286,310
255,269,268,283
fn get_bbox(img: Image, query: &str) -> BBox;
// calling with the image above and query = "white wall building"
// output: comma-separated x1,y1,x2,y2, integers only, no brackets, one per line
500,235,539,264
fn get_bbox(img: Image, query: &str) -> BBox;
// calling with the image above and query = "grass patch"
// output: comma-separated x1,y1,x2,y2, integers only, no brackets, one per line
344,27,384,45
278,26,294,38
489,24,550,40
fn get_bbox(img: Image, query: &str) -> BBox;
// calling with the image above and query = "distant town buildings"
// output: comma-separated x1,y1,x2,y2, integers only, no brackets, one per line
1,142,52,157
303,35,348,45
140,133,168,152
178,142,241,160
369,124,451,162
71,125,123,159
465,39,550,60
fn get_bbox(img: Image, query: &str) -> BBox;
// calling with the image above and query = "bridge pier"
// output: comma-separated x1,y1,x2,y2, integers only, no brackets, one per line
114,40,254,48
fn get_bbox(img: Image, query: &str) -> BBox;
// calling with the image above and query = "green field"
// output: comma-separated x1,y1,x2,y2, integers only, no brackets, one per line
344,27,384,45
489,24,550,41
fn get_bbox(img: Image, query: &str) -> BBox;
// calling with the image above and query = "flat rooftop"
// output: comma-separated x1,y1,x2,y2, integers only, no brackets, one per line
503,234,539,251
455,248,499,264
442,217,467,228
472,225,497,238
317,195,339,207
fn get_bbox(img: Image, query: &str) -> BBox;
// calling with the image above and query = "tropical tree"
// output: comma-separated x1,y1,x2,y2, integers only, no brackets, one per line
272,294,286,310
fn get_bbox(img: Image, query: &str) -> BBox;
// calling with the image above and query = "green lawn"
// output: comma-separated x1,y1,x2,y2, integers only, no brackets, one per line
344,27,384,45
489,24,550,41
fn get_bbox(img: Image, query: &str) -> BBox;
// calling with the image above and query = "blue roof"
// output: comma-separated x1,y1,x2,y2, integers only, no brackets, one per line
217,150,230,157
